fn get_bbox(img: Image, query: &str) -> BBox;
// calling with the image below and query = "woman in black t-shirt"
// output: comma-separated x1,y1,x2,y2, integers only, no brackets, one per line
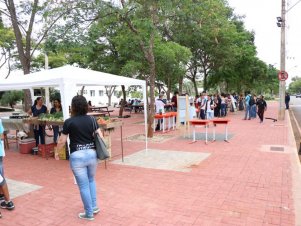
27,97,48,146
57,95,102,221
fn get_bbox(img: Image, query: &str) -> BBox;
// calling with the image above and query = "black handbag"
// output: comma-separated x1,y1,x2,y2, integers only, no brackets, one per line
91,116,110,160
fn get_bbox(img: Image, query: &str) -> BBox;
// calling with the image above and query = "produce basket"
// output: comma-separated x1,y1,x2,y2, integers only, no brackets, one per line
38,113,64,126
23,117,40,125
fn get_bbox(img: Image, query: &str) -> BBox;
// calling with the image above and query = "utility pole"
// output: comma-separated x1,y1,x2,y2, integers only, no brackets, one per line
278,0,286,120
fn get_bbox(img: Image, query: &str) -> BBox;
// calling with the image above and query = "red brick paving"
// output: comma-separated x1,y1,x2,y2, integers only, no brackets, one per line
0,101,300,226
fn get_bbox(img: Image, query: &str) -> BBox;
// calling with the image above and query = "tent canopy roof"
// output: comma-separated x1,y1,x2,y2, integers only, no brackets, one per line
0,65,145,91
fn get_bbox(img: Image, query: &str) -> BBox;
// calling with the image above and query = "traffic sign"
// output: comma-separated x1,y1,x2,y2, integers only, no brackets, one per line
278,71,288,81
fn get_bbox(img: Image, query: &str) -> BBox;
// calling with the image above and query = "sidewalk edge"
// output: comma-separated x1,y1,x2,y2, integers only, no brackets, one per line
287,110,301,226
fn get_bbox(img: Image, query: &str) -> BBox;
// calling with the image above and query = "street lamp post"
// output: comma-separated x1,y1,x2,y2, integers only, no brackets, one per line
278,0,286,120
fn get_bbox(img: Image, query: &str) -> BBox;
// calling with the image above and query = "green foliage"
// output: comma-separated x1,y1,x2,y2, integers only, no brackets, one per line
0,91,24,108
130,91,143,99
0,27,15,49
37,0,275,97
288,77,301,94
50,89,61,102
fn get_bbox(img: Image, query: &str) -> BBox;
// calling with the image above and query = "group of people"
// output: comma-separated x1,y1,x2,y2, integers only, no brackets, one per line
27,97,63,146
154,91,268,124
194,92,237,120
242,93,267,123
193,91,268,123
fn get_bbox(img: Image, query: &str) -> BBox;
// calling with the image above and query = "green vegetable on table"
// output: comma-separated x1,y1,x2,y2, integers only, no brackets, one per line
38,112,63,121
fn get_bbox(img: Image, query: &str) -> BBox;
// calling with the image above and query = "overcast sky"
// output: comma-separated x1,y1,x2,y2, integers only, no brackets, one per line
228,0,301,84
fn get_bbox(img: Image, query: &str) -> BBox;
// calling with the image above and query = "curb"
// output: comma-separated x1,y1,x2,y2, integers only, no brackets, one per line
287,110,301,226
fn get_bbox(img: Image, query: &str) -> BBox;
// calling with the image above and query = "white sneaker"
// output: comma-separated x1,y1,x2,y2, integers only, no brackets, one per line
78,213,94,221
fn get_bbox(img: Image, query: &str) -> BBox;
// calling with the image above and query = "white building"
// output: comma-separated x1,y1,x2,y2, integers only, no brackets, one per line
77,86,120,107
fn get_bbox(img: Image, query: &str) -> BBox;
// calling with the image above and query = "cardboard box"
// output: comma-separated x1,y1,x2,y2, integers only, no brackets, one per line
54,146,67,160
19,138,36,154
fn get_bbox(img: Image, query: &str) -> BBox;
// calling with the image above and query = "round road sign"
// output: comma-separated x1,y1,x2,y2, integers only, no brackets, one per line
278,71,288,81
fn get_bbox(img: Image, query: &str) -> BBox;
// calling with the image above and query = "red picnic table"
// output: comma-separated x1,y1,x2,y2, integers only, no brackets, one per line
154,112,177,133
189,119,211,144
212,118,231,142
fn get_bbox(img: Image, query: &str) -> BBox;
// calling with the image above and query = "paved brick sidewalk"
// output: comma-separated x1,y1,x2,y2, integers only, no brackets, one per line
1,101,300,226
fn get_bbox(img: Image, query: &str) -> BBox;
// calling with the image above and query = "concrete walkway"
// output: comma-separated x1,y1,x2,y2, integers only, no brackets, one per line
1,101,300,226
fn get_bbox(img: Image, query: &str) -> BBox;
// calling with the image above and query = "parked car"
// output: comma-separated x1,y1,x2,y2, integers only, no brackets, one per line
296,94,301,98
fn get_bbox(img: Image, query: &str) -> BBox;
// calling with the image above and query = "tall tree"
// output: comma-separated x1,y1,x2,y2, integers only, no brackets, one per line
1,0,98,110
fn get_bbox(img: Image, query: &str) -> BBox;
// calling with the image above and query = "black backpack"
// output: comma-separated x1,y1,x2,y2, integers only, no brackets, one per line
249,96,255,106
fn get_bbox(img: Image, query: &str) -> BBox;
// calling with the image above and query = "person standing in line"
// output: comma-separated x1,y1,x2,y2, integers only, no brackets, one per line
199,94,207,119
50,98,62,143
256,95,267,123
238,94,244,111
214,94,221,117
250,94,257,119
0,119,15,218
193,95,199,118
205,95,215,120
27,97,48,146
171,91,179,112
244,92,251,120
285,93,290,110
57,95,101,221
155,94,165,131
220,94,227,117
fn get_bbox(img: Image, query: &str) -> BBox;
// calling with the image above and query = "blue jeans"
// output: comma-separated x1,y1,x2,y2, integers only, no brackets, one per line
206,111,214,120
251,105,257,118
69,149,98,217
244,105,251,119
221,104,226,117
0,157,6,186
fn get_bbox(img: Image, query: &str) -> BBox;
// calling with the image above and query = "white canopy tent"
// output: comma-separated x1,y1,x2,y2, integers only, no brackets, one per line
0,65,148,149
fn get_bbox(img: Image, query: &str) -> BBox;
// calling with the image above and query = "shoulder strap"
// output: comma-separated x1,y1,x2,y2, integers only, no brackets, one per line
90,116,97,132
159,99,165,104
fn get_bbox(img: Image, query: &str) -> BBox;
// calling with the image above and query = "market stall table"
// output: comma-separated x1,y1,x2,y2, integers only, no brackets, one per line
189,119,211,144
212,118,230,142
87,112,106,118
98,120,124,163
154,113,174,133
1,117,31,149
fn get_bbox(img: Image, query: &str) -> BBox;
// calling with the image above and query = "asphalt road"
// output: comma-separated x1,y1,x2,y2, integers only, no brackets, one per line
290,96,301,129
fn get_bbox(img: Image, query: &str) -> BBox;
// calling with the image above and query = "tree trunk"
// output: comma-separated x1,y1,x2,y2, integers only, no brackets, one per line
166,77,171,100
192,76,198,96
119,85,126,117
178,75,184,95
203,71,208,92
6,0,36,111
105,86,116,106
108,95,112,106
147,36,156,138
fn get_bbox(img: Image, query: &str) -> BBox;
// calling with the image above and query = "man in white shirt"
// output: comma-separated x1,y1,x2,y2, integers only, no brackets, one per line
206,95,215,119
155,94,165,130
